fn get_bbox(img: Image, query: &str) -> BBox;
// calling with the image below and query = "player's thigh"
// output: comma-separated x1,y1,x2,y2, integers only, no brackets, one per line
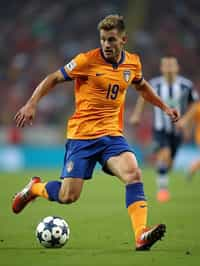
59,178,84,201
106,151,141,183
156,147,172,164
61,139,98,179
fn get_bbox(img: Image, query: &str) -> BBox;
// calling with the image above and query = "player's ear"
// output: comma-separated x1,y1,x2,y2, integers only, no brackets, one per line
122,34,128,44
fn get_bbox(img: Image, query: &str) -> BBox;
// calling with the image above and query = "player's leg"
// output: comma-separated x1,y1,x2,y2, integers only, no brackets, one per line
153,130,172,202
156,132,182,202
12,139,96,213
59,178,84,203
106,151,147,237
37,178,84,203
41,138,97,204
12,177,85,214
99,136,166,250
106,151,165,250
155,147,172,202
187,159,200,180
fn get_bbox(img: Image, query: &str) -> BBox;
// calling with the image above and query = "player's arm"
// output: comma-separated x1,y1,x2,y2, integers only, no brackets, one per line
176,102,198,129
15,52,87,128
129,96,145,125
14,70,66,128
133,79,180,122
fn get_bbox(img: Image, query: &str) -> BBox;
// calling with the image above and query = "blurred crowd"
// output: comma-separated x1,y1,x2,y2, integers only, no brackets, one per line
1,0,123,127
1,0,200,144
132,0,200,83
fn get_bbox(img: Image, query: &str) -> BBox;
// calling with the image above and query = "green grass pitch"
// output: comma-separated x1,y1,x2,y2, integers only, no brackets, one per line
0,168,200,266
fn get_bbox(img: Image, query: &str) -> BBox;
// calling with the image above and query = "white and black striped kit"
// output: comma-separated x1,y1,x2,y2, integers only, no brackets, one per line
150,75,198,133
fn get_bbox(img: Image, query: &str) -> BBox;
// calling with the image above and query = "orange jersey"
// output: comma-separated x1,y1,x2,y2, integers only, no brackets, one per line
61,48,142,139
194,102,200,145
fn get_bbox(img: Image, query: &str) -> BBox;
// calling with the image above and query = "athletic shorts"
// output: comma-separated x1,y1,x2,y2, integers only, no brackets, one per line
153,130,182,158
60,135,133,179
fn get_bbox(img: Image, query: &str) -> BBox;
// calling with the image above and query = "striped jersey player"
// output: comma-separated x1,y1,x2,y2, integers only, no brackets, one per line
150,75,198,134
130,56,198,202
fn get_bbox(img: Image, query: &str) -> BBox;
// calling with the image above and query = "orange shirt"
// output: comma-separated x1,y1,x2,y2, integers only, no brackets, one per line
62,48,142,139
194,102,200,145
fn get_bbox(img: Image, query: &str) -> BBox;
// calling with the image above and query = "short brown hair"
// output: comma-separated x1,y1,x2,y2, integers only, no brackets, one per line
98,14,126,33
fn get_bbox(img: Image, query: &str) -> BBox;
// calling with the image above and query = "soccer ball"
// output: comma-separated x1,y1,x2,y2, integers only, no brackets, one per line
36,216,70,248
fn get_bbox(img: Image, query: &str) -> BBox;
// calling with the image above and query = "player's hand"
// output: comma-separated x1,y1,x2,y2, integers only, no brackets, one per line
175,119,185,130
165,107,180,123
14,103,36,128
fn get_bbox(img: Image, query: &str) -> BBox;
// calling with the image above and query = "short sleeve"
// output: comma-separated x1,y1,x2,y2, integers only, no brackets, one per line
61,53,88,80
131,55,143,84
188,86,199,103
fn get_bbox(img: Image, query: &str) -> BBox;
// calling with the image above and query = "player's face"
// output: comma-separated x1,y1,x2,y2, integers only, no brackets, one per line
160,58,179,78
100,29,127,63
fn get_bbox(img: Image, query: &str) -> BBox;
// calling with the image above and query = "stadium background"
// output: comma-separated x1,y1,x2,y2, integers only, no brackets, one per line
1,2,200,266
0,0,200,171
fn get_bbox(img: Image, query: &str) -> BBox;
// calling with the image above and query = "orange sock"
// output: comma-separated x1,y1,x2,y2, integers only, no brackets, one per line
128,200,147,240
31,182,49,199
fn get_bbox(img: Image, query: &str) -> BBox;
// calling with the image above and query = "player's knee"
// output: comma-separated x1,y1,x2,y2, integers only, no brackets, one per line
157,148,171,163
59,190,80,204
125,167,142,184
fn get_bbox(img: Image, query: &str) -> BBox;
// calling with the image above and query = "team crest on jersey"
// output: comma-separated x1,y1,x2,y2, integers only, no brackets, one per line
65,60,76,72
66,161,74,173
123,70,131,83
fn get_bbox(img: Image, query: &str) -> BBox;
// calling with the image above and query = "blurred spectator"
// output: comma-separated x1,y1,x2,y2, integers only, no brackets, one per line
1,0,124,127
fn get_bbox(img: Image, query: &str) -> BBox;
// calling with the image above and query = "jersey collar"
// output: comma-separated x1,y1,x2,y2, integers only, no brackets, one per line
100,49,125,69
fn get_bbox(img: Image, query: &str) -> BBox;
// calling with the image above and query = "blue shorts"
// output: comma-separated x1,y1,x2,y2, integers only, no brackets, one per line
153,130,182,158
60,136,133,179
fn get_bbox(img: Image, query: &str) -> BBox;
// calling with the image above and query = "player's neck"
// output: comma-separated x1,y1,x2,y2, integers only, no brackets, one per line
164,74,177,84
113,52,123,64
100,49,125,66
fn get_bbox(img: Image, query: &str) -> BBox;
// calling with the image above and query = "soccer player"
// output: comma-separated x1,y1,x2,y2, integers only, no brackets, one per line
12,15,179,251
176,101,200,179
130,56,198,202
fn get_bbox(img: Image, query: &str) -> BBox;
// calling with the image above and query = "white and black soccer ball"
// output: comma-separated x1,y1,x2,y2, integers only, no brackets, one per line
36,216,70,248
